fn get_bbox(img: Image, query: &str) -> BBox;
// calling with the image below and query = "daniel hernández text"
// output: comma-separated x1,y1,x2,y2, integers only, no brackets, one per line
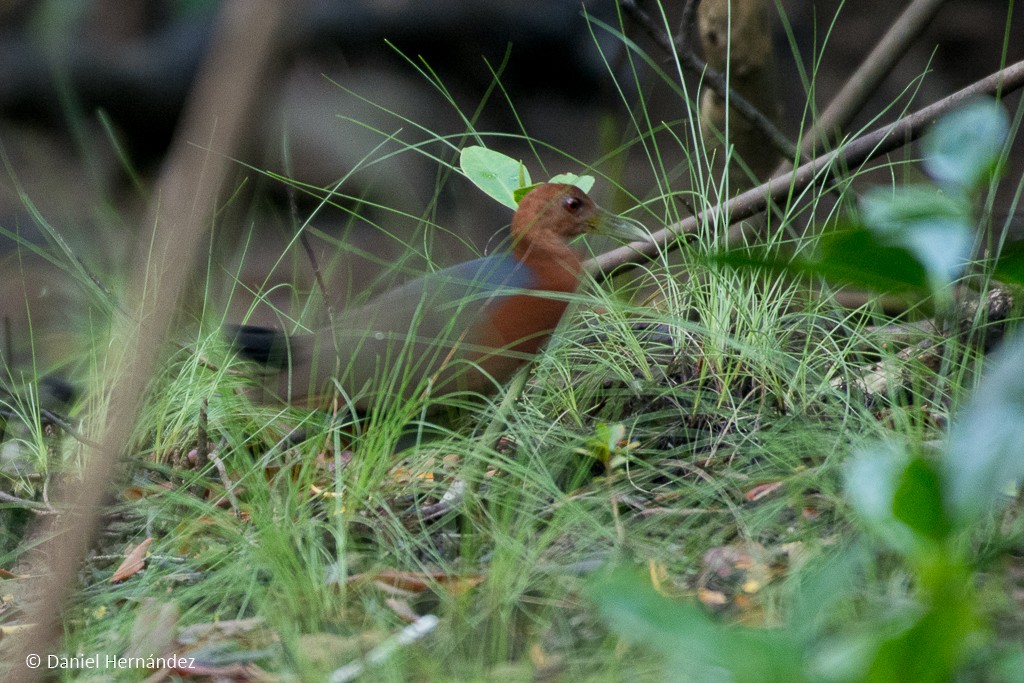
26,653,197,671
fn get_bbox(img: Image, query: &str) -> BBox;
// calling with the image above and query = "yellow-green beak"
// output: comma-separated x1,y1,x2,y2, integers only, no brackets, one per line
587,207,650,243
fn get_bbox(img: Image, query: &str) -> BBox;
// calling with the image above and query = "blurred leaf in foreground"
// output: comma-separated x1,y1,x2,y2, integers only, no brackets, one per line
944,334,1024,524
922,97,1009,193
589,568,806,683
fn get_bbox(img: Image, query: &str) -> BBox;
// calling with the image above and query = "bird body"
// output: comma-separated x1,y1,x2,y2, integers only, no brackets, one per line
231,183,641,411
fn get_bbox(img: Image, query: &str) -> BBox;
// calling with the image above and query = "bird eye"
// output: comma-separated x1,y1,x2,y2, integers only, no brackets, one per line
563,196,583,213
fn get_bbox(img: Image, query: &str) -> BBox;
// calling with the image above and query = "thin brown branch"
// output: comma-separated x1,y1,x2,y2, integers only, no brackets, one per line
620,0,797,160
38,408,101,449
587,60,1024,278
283,144,336,332
209,449,241,515
679,0,699,48
0,399,99,448
798,0,949,159
196,398,210,469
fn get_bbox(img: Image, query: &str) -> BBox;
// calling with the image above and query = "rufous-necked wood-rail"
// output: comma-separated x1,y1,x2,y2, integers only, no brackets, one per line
229,183,643,411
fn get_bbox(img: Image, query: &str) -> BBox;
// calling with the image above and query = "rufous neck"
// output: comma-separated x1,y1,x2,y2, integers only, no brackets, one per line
514,237,582,288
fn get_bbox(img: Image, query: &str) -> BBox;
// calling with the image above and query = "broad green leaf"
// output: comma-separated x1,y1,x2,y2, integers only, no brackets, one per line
860,186,968,227
922,97,1009,193
816,226,931,292
459,145,531,209
944,334,1024,524
590,569,807,682
547,173,595,193
891,457,951,542
860,186,973,290
713,226,930,295
993,240,1024,286
846,442,917,548
788,545,870,646
864,601,977,683
512,174,596,205
845,443,955,550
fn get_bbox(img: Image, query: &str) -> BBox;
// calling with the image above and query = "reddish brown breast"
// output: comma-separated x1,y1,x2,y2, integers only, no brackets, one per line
487,246,582,354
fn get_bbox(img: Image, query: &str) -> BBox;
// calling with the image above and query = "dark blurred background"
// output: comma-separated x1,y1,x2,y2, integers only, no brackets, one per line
0,0,1021,382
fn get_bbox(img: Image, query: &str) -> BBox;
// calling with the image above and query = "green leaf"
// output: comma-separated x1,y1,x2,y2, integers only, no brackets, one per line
860,186,968,227
891,457,951,542
816,225,932,292
864,603,976,683
575,423,632,472
511,174,596,205
712,246,793,278
590,569,807,683
512,183,541,205
846,442,917,548
459,146,531,209
859,186,973,289
547,173,595,193
712,226,931,296
922,97,1009,193
787,545,870,646
944,334,1024,524
992,240,1024,286
845,444,955,549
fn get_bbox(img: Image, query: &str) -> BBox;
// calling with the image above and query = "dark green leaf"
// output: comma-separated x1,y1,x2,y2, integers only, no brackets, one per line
863,570,976,683
512,183,541,205
891,457,951,542
816,226,931,292
846,442,916,548
860,185,969,227
713,226,930,295
992,240,1024,286
547,173,595,193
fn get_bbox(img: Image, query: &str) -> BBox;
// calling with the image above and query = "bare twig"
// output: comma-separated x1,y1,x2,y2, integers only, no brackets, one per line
328,614,440,683
620,0,796,161
795,0,949,160
196,398,209,468
283,143,337,332
38,408,101,449
209,450,241,515
0,400,99,449
679,0,700,48
404,479,466,529
587,60,1024,278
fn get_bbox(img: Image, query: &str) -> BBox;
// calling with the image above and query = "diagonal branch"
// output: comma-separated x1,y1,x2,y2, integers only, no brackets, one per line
587,60,1024,278
797,0,950,160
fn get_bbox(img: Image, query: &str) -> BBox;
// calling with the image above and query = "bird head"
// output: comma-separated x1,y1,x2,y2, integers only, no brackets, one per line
511,183,646,247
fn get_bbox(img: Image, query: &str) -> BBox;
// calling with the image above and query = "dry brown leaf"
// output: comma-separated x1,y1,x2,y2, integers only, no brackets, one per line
111,537,153,584
744,481,783,502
